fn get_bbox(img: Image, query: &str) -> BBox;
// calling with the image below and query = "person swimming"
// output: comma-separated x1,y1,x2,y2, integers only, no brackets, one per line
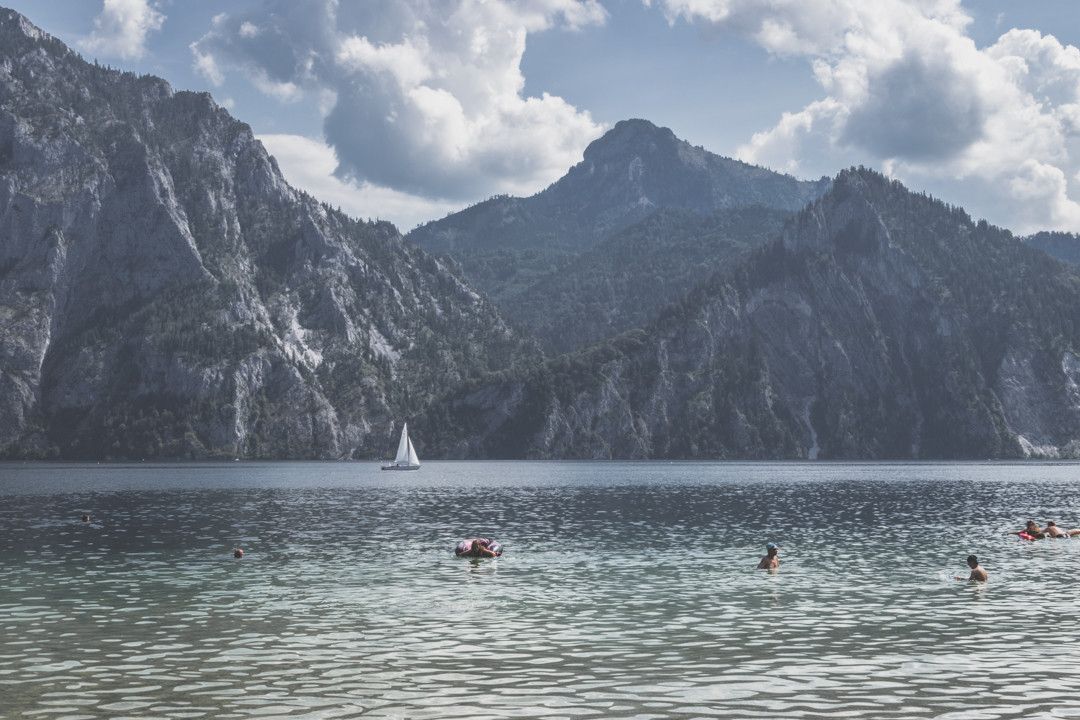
756,542,780,570
1012,520,1046,539
956,554,987,582
233,548,244,558
80,514,90,523
1043,521,1080,538
456,538,500,558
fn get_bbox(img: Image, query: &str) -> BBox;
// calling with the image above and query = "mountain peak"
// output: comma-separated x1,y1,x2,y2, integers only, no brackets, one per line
0,8,46,41
582,118,678,161
410,117,831,269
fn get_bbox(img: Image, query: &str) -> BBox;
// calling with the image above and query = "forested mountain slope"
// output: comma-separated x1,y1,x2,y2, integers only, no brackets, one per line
1026,231,1080,267
503,206,790,354
418,169,1080,460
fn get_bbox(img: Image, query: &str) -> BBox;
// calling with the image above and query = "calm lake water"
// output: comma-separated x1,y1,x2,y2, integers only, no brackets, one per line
3,461,1080,719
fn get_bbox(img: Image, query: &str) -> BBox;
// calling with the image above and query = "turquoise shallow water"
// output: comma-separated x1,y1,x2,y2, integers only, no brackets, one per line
2,461,1080,719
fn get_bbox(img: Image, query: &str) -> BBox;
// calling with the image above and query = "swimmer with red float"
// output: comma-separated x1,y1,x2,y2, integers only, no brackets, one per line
1011,519,1080,540
1012,520,1046,540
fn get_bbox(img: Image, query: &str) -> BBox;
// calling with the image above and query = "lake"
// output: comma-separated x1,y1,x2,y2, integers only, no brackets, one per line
2,461,1080,719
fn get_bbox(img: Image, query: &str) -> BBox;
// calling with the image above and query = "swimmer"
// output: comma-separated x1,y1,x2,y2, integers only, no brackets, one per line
956,554,987,582
233,548,244,558
1044,521,1080,538
1011,520,1045,539
81,514,90,523
469,539,499,558
756,542,780,570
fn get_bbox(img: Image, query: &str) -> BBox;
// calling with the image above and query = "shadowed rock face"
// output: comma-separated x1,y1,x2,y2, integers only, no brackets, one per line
0,9,524,459
417,170,1080,460
406,119,830,353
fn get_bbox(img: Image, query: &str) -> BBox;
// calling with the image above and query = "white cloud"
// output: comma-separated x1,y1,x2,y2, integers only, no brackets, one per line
655,0,1080,232
191,0,607,202
258,133,463,231
250,72,303,102
80,0,164,60
190,46,223,85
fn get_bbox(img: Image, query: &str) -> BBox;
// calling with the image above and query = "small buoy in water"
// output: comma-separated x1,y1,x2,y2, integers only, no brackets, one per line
233,548,244,558
81,514,90,523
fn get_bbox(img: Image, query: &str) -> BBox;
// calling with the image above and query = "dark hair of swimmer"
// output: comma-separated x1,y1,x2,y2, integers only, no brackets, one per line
1047,520,1057,527
966,555,978,568
233,548,244,558
81,514,89,522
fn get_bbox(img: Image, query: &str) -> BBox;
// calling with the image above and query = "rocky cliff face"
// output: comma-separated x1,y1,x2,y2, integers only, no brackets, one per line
0,10,523,459
407,119,829,352
418,170,1080,460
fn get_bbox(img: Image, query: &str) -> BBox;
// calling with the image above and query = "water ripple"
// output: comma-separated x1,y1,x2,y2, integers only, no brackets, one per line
2,462,1080,718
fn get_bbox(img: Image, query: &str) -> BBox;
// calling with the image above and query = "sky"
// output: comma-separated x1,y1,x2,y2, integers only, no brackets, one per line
8,0,1080,234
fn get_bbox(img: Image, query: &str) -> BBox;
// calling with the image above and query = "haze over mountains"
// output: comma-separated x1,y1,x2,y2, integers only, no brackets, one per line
2,6,1080,460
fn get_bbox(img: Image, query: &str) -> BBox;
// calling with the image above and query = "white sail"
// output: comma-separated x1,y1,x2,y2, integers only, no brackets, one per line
383,422,420,469
406,436,420,466
394,423,411,464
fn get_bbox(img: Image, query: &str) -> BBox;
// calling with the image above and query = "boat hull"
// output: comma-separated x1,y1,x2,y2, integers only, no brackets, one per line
381,464,420,471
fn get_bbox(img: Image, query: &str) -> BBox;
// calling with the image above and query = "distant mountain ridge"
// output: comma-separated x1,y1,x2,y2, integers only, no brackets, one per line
1026,231,1080,267
0,8,525,459
417,169,1080,460
408,119,829,352
412,119,827,255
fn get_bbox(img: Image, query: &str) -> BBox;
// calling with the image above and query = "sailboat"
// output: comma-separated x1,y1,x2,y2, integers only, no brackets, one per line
381,422,420,471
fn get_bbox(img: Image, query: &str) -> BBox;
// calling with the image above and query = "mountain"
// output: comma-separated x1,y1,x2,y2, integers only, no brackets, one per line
417,169,1080,460
1025,231,1080,267
407,119,829,351
0,9,525,460
502,206,791,355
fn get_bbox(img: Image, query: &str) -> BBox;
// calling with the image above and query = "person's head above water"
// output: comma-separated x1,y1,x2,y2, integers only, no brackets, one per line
967,554,979,568
1047,520,1057,527
80,514,89,522
233,548,244,558
766,542,779,555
